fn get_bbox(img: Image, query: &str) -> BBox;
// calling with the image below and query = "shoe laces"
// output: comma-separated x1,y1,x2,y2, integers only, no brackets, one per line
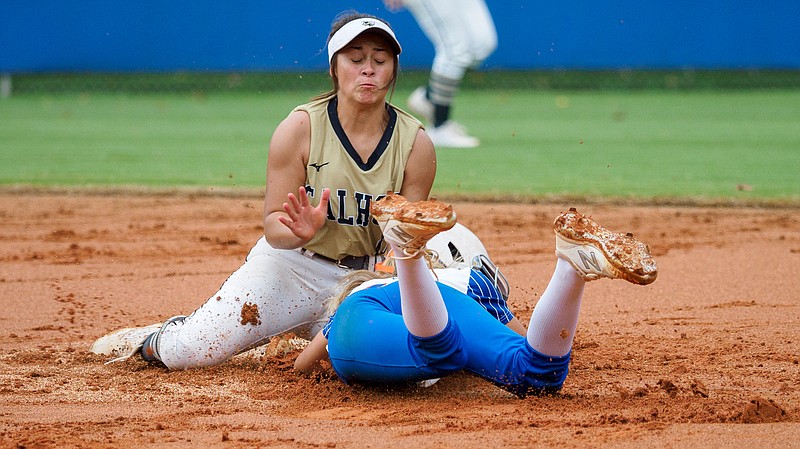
383,248,440,280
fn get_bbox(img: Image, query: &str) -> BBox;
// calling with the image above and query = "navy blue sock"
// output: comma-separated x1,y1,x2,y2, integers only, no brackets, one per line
140,332,160,362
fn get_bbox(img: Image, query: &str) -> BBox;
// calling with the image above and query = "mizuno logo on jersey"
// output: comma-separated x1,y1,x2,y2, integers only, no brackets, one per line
309,162,330,172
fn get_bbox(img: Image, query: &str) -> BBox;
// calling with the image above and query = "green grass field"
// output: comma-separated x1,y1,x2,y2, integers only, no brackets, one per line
1,88,798,205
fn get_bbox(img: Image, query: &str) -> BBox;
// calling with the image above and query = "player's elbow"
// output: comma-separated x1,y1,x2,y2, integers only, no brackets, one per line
263,217,304,250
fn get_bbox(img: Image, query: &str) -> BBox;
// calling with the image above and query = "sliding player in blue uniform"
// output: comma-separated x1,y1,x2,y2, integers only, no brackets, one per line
294,193,658,397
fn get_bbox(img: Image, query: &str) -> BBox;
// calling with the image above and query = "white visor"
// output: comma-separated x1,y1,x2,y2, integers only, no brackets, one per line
327,18,402,64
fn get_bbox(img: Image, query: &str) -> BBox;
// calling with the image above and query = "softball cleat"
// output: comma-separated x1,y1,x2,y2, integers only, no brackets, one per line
554,208,658,285
371,192,457,259
89,323,161,364
425,121,480,148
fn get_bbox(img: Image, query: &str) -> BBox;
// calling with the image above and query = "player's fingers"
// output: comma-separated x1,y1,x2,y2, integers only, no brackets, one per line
316,188,331,211
277,216,292,228
286,192,302,213
297,186,310,208
283,202,299,221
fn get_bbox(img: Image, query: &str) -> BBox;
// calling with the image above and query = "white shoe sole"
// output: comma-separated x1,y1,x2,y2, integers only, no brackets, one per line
371,193,456,257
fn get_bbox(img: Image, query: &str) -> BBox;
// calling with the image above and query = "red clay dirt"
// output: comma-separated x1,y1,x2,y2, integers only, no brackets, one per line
1,191,799,448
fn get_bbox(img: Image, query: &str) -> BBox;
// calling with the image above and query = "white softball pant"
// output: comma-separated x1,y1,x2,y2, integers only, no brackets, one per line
157,237,349,370
403,0,497,79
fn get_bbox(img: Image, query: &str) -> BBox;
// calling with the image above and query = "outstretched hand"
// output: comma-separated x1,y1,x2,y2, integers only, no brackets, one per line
278,187,330,242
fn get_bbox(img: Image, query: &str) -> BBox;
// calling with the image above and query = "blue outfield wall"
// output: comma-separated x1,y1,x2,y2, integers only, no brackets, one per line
2,0,799,73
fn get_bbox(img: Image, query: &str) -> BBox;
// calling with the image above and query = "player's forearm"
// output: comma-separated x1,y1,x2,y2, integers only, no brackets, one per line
294,332,330,375
506,317,526,336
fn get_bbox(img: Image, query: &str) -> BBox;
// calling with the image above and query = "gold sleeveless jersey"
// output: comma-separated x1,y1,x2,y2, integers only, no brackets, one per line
293,95,423,260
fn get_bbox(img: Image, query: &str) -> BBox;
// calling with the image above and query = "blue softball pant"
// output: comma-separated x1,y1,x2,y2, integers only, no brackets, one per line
325,282,570,397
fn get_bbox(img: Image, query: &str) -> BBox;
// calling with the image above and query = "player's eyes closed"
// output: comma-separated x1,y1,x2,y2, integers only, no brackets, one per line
344,46,389,64
348,58,386,65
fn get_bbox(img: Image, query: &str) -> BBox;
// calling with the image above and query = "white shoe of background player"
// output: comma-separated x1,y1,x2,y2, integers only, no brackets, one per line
426,121,480,148
554,207,658,285
407,86,434,123
408,86,480,148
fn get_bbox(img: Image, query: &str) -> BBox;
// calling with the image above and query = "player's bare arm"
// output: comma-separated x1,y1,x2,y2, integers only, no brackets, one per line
294,330,330,375
263,110,318,249
397,128,436,202
505,317,526,336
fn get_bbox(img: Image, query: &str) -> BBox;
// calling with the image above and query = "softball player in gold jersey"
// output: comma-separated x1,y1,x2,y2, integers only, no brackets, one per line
91,12,439,370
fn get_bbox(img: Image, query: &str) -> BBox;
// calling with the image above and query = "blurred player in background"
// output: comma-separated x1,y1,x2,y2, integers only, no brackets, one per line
383,0,497,148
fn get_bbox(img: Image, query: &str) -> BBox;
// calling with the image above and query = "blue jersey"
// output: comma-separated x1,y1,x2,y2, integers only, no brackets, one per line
323,268,570,397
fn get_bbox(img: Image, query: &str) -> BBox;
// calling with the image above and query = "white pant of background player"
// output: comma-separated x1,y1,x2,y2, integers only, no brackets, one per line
157,237,348,370
403,0,497,79
398,0,497,148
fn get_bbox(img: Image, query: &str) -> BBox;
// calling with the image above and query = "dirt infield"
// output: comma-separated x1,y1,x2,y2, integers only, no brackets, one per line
1,192,799,448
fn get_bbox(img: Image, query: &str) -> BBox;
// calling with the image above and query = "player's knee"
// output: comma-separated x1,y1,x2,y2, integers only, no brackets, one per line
472,43,496,65
471,30,497,63
409,320,468,371
523,350,571,393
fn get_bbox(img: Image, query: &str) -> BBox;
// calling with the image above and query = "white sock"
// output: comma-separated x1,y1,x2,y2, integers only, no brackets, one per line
526,257,586,357
392,244,449,338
